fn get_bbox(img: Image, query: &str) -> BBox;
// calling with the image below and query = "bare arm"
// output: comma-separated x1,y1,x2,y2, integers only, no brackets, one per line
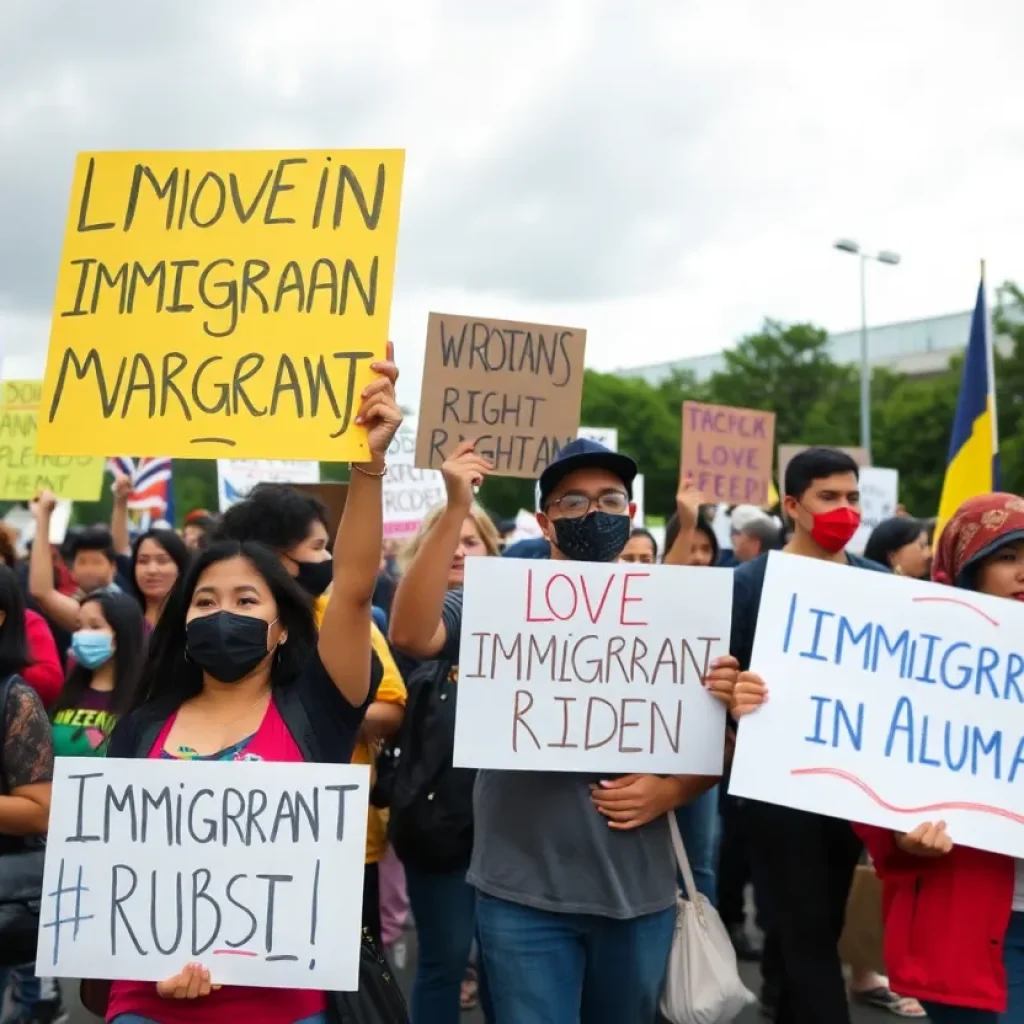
389,441,493,658
28,494,81,633
663,478,704,567
361,702,404,743
318,349,401,708
111,474,132,555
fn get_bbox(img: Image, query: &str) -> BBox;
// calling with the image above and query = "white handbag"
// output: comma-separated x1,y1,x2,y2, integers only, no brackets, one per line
659,813,756,1024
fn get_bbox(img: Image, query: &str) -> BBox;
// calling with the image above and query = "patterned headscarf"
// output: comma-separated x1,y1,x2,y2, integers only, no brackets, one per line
931,492,1024,589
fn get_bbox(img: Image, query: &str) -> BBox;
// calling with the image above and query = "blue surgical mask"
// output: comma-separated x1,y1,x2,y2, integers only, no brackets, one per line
71,630,114,669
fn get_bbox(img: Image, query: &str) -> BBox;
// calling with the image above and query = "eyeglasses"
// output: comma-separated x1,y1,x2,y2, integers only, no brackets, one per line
547,491,630,519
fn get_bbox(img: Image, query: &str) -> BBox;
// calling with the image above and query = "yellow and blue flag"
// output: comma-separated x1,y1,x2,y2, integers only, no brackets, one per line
936,272,1000,540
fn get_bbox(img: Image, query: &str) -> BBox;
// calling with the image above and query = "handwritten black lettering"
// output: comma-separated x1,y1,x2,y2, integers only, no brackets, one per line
66,772,103,843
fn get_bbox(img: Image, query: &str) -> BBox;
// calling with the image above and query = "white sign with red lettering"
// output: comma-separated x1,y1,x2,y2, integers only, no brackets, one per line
453,558,732,773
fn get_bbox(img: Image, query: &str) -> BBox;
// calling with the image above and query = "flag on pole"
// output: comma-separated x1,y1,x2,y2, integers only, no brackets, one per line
935,267,1000,541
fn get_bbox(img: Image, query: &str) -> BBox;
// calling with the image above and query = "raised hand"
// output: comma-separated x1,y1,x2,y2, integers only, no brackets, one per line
356,342,402,460
441,440,494,511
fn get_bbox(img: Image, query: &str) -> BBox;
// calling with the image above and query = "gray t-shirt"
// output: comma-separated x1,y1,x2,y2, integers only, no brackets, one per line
440,588,677,920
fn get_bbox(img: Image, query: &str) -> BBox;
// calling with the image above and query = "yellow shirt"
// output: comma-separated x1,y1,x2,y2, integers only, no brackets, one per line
313,594,406,864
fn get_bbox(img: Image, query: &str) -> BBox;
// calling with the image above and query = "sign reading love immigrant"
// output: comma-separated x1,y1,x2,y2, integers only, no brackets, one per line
0,380,105,501
680,401,775,506
453,558,732,773
38,150,405,461
415,313,587,479
38,758,370,990
729,552,1024,860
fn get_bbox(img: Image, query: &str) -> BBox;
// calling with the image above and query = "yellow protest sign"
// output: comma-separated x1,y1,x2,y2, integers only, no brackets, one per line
38,149,405,460
0,380,104,500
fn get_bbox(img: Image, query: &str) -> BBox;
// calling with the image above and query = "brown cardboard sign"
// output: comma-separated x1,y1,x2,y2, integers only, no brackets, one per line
415,312,587,479
289,482,349,542
777,445,870,497
681,401,776,506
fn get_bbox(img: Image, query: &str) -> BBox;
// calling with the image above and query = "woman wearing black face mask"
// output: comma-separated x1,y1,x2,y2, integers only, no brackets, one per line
95,348,402,1024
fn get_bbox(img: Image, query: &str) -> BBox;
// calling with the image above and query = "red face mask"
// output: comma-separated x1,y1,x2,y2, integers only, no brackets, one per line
808,506,861,553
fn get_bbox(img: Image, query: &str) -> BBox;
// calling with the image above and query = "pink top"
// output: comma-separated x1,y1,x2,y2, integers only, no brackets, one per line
105,699,329,1024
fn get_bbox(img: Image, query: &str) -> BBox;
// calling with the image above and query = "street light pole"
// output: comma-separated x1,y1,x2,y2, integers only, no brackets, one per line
833,239,902,463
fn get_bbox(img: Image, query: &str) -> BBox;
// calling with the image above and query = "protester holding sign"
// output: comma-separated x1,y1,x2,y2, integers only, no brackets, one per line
849,494,1024,1023
95,348,401,1024
391,437,738,1024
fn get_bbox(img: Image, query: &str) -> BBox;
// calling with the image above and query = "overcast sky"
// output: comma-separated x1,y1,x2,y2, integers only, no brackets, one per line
3,0,1024,404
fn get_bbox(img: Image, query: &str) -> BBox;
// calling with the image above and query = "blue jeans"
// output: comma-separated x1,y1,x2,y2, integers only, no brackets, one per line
475,891,675,1024
921,912,1024,1022
112,1016,328,1023
674,784,720,904
405,865,491,1024
0,965,40,1023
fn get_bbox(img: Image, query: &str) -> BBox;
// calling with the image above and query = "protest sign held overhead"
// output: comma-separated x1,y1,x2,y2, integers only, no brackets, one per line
453,558,731,774
0,380,104,500
384,416,445,539
216,459,321,511
729,552,1024,860
38,150,404,461
415,313,587,479
680,401,775,506
38,758,370,990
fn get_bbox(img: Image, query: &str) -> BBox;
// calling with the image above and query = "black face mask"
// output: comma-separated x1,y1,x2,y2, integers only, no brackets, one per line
294,557,333,598
186,611,275,683
551,512,631,563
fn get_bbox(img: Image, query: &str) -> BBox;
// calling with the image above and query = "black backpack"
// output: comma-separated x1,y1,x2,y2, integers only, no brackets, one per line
386,659,476,872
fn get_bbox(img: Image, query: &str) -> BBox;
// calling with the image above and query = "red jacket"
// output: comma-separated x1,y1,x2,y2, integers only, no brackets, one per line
855,823,1014,1013
23,610,64,708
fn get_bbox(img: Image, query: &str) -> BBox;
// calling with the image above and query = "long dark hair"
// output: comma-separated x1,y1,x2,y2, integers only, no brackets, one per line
134,540,317,709
52,591,146,720
0,566,30,680
130,528,191,608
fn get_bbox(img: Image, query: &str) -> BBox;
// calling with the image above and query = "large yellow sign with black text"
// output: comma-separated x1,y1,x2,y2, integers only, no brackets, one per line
38,150,405,460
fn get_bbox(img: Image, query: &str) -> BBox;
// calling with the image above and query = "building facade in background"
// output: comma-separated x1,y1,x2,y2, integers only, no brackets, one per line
617,307,1020,385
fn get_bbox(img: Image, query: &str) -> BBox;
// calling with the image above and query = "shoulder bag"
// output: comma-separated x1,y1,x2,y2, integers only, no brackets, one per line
659,812,755,1024
0,674,47,968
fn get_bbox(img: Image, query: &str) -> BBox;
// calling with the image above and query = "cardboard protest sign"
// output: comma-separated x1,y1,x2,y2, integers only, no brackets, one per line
38,150,404,461
848,467,899,554
729,552,1024,859
415,313,587,479
383,417,445,539
0,380,104,501
681,401,775,506
453,558,731,773
217,459,320,511
777,444,870,497
38,758,370,989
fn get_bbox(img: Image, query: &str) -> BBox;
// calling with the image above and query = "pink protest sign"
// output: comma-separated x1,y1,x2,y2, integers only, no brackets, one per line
681,401,776,506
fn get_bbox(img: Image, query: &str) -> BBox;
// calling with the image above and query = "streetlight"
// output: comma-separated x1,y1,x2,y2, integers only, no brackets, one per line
833,239,902,460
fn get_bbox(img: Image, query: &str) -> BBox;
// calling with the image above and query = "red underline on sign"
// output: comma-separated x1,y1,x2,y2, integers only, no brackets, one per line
212,949,258,957
791,767,1024,825
910,596,999,627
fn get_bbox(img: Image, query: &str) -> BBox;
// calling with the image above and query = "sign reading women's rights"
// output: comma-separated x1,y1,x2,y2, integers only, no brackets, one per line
729,553,1024,859
216,459,321,511
383,417,445,539
38,150,404,461
680,401,775,506
453,558,732,773
37,759,370,990
0,380,104,500
415,313,587,479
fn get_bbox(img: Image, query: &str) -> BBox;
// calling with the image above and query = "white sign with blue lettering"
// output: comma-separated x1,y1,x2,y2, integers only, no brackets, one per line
729,551,1024,859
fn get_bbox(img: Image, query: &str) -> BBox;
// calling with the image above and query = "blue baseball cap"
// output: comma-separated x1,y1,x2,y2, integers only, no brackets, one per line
537,438,638,509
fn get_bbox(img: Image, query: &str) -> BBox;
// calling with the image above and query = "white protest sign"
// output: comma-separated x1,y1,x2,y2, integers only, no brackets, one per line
848,467,899,554
38,758,370,990
729,552,1024,859
217,460,320,511
632,474,645,527
454,558,731,773
22,500,72,545
384,417,445,539
577,426,619,451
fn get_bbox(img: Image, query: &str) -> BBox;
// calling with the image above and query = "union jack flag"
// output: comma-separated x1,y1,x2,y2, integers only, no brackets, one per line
107,457,175,527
